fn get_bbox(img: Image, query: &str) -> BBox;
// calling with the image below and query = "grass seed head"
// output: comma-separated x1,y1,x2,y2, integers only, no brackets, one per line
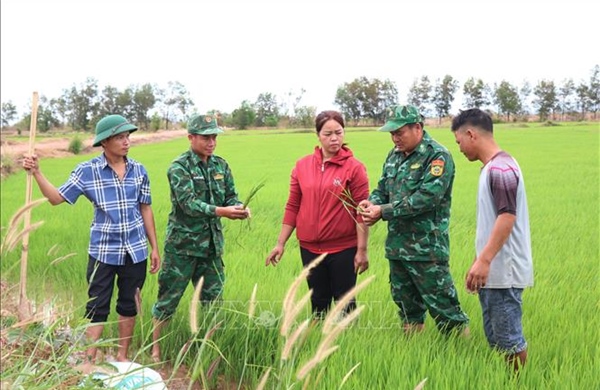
189,276,205,334
296,345,339,380
281,289,312,337
248,283,258,319
256,367,272,390
323,275,374,334
281,253,327,336
281,318,311,360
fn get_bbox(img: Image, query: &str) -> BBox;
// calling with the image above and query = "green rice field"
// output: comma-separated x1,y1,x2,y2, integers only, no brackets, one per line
1,122,598,389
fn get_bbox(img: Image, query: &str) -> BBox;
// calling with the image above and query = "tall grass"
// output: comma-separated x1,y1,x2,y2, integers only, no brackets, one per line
1,123,598,388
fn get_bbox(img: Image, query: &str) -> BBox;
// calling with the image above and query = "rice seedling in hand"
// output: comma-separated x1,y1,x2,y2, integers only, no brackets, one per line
328,186,365,231
241,179,267,210
234,179,267,246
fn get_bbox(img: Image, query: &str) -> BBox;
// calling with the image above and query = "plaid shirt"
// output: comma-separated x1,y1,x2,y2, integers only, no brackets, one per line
58,154,152,265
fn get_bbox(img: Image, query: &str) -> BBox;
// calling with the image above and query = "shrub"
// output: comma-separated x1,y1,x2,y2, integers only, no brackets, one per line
68,136,83,155
265,115,279,128
0,153,15,178
542,120,560,127
150,113,162,132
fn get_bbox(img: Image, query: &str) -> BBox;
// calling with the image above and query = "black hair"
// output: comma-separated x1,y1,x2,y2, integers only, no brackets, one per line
451,108,493,133
315,110,344,133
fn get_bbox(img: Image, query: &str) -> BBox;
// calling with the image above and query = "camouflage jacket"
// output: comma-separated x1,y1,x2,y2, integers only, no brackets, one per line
369,131,455,261
164,149,241,257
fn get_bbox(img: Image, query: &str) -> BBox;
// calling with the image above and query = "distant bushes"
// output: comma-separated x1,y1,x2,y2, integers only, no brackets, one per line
0,152,15,178
542,120,561,127
68,136,83,154
150,113,161,132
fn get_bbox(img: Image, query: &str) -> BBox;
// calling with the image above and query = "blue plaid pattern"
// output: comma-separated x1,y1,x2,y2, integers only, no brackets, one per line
58,154,152,265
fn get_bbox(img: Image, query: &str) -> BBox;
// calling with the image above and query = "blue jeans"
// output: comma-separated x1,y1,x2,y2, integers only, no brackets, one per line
479,288,527,354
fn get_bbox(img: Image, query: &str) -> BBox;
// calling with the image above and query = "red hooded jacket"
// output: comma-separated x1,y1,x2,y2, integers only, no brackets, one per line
283,145,370,253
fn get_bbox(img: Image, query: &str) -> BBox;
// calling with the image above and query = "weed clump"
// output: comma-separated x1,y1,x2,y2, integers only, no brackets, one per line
542,120,561,127
68,136,83,154
1,152,16,178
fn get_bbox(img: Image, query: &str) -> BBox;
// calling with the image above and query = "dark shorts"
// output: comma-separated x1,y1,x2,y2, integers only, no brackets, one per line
389,260,469,332
151,251,225,321
479,288,527,354
85,254,147,323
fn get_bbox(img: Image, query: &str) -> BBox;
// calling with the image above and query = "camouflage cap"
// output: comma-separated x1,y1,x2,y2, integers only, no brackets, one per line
378,105,424,132
188,114,224,135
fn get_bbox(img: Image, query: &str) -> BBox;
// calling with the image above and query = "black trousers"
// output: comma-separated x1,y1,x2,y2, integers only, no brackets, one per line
300,247,357,317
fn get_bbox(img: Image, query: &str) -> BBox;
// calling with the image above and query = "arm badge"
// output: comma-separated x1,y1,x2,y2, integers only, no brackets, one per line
430,159,445,176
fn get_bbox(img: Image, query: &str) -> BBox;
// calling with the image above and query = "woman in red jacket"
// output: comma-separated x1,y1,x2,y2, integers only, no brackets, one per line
266,110,370,317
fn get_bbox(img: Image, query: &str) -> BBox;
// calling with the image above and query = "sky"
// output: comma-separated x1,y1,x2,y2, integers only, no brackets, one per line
1,0,598,118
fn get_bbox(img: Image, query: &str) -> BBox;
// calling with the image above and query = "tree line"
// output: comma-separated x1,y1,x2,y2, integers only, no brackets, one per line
1,79,194,133
1,65,598,132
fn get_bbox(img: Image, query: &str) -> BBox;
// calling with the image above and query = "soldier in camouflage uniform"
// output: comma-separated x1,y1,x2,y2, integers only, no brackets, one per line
359,105,469,335
151,114,249,361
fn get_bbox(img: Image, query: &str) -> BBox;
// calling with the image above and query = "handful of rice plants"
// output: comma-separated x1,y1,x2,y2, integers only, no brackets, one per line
234,180,267,246
242,179,266,209
329,186,364,230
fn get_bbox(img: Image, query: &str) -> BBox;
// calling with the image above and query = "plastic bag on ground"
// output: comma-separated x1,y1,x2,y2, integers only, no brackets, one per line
86,361,167,389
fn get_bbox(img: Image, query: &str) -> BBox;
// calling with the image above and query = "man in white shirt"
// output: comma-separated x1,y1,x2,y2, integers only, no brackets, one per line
451,108,533,372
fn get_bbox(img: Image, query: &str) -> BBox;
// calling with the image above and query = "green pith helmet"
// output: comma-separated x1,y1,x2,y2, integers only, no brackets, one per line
378,105,424,132
93,115,138,146
187,114,224,135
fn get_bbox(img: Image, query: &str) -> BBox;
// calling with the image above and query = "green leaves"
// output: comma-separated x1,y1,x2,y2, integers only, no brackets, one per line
242,179,266,209
234,180,267,246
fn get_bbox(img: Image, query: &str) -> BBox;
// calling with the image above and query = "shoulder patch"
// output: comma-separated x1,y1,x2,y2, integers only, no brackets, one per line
214,173,224,180
430,159,444,176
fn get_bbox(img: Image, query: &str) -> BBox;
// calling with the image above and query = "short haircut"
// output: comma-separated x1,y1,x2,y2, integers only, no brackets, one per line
451,108,493,133
315,110,344,133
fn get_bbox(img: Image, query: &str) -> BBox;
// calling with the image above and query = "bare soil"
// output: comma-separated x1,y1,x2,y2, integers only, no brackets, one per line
0,129,188,178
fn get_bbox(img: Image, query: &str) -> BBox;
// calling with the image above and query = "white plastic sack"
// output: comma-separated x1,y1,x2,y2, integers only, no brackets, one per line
89,361,167,390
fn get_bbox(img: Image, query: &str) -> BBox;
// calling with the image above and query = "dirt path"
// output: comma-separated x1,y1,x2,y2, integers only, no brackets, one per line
1,129,188,178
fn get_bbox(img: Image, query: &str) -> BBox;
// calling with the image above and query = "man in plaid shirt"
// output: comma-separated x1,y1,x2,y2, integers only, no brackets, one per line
23,114,161,363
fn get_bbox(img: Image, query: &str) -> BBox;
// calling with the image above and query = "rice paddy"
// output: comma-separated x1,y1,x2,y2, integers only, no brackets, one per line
1,122,598,389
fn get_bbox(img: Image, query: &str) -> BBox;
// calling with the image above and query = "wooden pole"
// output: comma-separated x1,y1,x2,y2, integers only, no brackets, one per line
18,91,39,321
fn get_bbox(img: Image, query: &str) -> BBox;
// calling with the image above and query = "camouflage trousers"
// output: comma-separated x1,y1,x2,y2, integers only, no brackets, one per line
152,251,225,321
389,259,469,333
